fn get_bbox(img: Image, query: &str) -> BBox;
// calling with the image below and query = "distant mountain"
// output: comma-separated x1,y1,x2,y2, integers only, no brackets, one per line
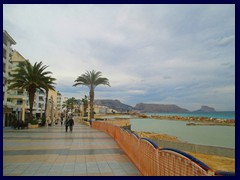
194,105,216,112
94,100,216,114
134,103,190,113
94,99,133,112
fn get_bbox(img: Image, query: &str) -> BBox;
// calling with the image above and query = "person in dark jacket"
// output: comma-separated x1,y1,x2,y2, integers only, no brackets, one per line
61,113,64,126
65,118,69,132
68,117,74,132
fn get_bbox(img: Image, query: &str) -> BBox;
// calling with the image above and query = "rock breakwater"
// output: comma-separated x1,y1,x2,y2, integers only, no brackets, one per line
150,115,235,126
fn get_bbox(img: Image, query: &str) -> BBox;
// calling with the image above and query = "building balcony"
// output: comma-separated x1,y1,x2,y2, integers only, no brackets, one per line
3,43,7,49
3,85,7,92
3,101,14,108
39,92,45,95
3,72,8,79
8,93,26,100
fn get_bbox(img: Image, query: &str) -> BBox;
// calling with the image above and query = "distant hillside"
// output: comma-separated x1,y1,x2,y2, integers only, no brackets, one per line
93,100,216,114
194,105,216,112
94,99,133,112
134,103,190,113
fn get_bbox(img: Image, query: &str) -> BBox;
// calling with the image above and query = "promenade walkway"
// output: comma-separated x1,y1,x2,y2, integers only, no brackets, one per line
3,122,141,176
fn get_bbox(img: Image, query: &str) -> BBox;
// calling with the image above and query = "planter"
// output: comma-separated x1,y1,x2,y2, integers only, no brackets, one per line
28,123,39,129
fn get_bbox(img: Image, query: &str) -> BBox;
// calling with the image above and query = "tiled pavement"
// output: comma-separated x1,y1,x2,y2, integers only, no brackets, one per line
3,122,141,176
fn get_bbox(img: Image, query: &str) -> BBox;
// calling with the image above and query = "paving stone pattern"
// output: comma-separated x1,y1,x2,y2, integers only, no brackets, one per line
3,123,141,176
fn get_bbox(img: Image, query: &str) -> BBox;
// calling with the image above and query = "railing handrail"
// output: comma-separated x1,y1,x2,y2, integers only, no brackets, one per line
92,121,234,176
131,132,140,139
215,170,235,176
141,138,159,149
160,147,211,172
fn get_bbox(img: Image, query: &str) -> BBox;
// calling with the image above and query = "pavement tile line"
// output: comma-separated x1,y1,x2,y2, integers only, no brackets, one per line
4,148,125,156
3,123,141,176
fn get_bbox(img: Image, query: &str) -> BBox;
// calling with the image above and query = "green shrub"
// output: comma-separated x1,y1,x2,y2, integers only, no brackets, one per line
30,119,38,125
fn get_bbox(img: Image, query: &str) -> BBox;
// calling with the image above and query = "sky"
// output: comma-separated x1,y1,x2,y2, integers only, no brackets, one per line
3,4,235,111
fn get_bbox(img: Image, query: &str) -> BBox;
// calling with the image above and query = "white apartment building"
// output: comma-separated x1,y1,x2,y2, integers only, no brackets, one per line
57,91,65,113
34,89,46,118
8,50,29,123
3,30,16,127
3,30,63,126
62,96,68,113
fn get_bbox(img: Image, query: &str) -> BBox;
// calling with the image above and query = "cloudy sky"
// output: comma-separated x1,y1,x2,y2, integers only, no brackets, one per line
3,4,235,111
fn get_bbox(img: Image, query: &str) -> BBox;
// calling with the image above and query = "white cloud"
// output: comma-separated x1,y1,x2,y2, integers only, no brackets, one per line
208,35,235,47
3,4,235,111
127,90,146,94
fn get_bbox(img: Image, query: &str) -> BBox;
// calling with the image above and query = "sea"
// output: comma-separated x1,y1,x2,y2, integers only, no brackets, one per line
129,111,235,148
100,111,235,148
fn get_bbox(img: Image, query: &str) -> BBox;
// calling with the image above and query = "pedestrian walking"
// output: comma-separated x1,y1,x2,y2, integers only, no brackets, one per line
68,112,73,120
68,117,74,132
61,113,64,126
65,118,69,132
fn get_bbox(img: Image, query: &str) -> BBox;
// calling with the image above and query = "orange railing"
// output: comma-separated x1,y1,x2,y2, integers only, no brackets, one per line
92,121,229,176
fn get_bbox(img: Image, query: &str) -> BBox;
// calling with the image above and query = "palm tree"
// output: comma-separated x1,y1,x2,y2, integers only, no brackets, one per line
62,97,77,114
73,70,110,120
8,61,56,121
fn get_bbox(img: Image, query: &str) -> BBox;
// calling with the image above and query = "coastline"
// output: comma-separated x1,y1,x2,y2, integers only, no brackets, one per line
98,116,235,172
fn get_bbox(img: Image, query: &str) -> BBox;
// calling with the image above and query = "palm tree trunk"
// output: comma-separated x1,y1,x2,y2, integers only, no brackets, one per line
82,96,88,117
84,103,87,116
89,89,94,119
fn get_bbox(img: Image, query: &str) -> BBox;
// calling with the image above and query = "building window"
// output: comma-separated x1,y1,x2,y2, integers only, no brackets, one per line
3,62,6,73
16,91,20,95
3,49,7,59
17,91,23,95
17,100,23,105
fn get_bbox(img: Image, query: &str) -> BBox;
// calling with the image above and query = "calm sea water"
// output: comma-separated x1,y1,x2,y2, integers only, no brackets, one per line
130,118,235,148
102,112,235,148
145,111,235,120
